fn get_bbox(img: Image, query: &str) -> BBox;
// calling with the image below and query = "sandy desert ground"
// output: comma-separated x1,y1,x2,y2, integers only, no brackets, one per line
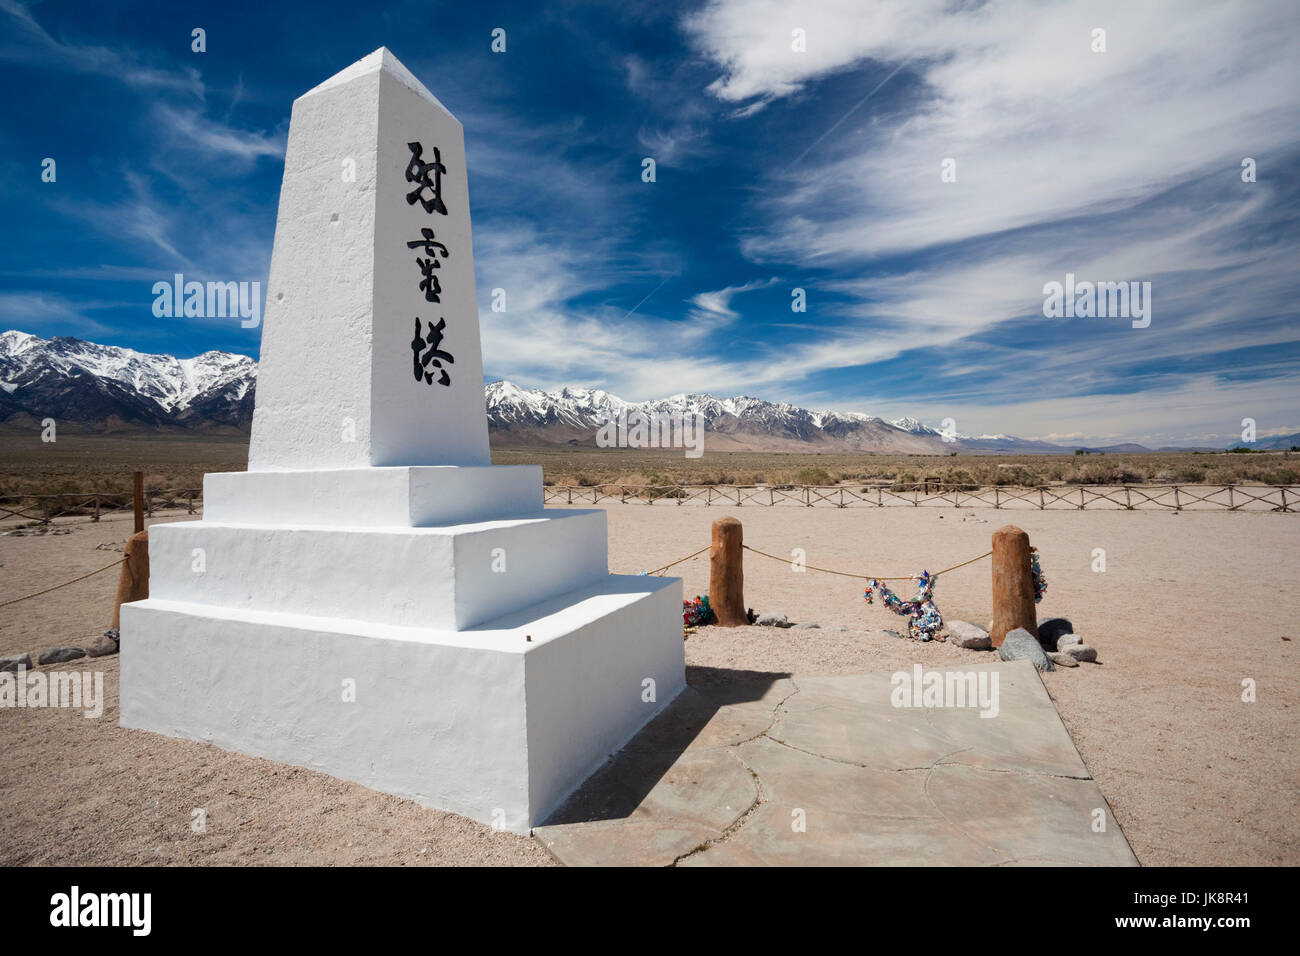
1,503,1296,866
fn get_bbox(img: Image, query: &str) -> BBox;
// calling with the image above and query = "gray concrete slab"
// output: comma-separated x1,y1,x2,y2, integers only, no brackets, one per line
534,661,1138,866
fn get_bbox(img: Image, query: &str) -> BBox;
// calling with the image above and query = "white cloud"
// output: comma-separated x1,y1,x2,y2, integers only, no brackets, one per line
0,0,204,98
666,0,1300,442
151,104,284,165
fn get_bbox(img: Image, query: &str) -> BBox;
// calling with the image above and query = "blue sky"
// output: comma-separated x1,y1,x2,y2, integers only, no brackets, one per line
2,0,1298,444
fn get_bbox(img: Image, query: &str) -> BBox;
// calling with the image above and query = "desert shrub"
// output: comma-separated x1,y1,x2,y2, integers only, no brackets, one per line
795,467,835,486
1171,464,1207,483
1261,466,1300,485
1064,461,1143,484
941,468,977,489
993,464,1042,486
890,470,918,492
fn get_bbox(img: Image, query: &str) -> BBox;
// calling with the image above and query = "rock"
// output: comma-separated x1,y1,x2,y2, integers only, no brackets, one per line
1055,633,1083,648
946,620,992,650
38,646,86,665
1,653,32,672
998,627,1054,671
754,613,791,628
1047,651,1080,668
793,622,821,629
1064,643,1098,663
1037,618,1075,650
883,629,906,640
86,633,120,658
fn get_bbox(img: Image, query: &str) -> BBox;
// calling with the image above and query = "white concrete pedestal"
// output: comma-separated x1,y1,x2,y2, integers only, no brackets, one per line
121,573,683,833
118,49,686,832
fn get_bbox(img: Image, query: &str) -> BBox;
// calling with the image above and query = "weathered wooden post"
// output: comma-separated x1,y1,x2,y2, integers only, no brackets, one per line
710,516,747,626
990,524,1037,648
132,471,145,534
110,529,149,631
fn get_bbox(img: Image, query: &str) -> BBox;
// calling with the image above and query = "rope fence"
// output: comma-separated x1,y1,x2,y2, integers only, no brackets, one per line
0,557,125,608
640,542,994,583
645,516,1045,645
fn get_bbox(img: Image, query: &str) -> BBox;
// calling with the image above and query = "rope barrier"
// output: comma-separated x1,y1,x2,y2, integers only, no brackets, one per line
0,557,124,609
742,544,993,581
645,545,710,576
643,542,996,581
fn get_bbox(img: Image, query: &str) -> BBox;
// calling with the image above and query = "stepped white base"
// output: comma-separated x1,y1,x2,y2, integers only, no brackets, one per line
204,465,542,528
147,510,609,631
119,574,684,833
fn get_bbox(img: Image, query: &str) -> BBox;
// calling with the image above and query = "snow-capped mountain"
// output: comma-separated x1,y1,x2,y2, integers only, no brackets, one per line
0,330,1082,451
482,380,1016,453
0,331,256,433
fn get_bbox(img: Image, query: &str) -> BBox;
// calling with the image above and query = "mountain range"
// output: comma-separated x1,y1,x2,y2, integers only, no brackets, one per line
3,331,1292,453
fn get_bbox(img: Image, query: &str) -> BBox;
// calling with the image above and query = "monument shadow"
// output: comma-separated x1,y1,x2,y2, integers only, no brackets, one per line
539,664,789,826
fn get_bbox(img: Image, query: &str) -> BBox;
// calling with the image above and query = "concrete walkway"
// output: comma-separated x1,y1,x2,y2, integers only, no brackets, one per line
534,661,1138,866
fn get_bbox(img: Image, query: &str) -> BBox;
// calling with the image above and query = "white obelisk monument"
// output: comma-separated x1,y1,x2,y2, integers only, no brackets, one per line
119,49,685,832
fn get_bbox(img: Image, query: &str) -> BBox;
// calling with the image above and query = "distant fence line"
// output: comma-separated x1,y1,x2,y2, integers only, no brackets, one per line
545,483,1296,512
0,489,201,525
2,483,1295,526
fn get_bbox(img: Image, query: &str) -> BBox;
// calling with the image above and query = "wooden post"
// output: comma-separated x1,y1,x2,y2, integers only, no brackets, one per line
132,471,145,534
110,530,150,630
709,517,747,626
990,525,1037,648
93,495,100,522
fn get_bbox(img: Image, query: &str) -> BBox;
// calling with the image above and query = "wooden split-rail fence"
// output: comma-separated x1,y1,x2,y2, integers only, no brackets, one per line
0,487,201,526
544,482,1296,512
3,481,1295,528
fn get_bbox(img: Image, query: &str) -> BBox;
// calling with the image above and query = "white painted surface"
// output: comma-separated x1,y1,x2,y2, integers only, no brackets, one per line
147,510,608,631
120,575,684,831
121,48,685,833
204,465,542,527
249,48,489,470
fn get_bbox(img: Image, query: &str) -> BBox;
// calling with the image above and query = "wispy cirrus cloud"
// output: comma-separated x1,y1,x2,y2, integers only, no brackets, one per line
0,0,204,97
672,0,1300,442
